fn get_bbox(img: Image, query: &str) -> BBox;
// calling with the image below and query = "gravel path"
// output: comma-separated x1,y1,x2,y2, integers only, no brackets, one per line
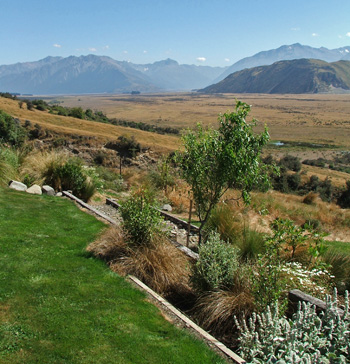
92,202,198,247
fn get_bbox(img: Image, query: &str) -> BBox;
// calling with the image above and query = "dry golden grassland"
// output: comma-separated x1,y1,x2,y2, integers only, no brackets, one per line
0,97,179,153
45,93,350,148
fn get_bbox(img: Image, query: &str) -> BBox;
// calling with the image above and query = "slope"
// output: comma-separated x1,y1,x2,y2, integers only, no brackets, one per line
201,59,350,94
215,43,350,82
0,97,180,152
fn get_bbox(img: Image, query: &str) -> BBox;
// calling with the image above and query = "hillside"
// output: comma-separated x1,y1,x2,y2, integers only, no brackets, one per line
215,43,350,82
0,97,180,152
0,55,227,94
200,59,350,94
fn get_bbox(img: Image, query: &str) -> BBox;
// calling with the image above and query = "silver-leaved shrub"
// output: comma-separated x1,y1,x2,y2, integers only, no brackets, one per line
235,289,349,363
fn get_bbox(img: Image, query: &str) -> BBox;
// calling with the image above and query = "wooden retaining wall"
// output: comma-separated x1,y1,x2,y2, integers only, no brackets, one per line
128,275,246,364
289,289,344,316
106,198,200,233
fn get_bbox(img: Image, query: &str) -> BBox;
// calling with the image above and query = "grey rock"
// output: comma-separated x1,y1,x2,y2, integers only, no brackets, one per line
9,180,27,191
26,184,42,195
42,185,55,196
162,204,172,212
56,192,63,197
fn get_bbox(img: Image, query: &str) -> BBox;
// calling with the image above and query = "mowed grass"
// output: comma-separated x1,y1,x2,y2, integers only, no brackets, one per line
0,188,226,364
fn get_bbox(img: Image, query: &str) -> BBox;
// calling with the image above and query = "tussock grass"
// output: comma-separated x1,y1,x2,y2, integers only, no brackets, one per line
193,290,254,336
323,249,350,294
19,149,69,185
251,190,350,231
88,228,191,297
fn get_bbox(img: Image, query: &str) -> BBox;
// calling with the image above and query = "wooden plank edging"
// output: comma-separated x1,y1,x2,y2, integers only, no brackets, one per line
128,275,246,364
62,191,118,225
106,198,200,233
289,289,344,316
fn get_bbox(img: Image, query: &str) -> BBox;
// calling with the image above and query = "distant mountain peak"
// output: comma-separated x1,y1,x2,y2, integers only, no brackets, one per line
214,43,350,82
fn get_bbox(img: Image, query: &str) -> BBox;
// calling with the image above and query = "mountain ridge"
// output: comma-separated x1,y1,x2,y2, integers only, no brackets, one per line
0,55,227,95
1,43,350,95
215,43,350,82
200,59,350,94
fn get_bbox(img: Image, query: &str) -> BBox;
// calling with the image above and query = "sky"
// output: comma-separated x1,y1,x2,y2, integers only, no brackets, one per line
1,0,350,67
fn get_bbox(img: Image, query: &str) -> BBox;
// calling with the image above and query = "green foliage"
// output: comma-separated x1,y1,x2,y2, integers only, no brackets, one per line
95,166,126,191
206,203,266,260
32,99,49,111
251,251,287,314
120,190,165,246
177,101,270,241
323,249,350,294
236,289,350,363
105,135,141,159
68,107,85,119
0,110,27,147
148,155,176,193
268,218,327,265
110,118,180,135
278,154,302,172
191,231,241,292
0,146,20,185
43,158,95,201
337,181,350,208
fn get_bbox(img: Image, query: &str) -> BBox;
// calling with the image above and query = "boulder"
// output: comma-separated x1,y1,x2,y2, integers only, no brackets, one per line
162,204,172,212
42,185,55,196
9,180,27,192
26,184,42,195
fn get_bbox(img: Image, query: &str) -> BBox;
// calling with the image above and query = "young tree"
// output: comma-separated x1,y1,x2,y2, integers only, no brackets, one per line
177,100,270,244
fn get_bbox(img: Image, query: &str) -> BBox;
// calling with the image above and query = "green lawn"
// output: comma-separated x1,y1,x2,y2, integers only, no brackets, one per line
0,188,226,364
325,240,350,254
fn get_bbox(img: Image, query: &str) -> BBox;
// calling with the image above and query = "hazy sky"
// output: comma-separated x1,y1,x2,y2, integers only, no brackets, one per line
2,0,350,67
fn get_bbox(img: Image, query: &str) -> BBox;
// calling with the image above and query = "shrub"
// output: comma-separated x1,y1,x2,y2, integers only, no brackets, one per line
120,190,165,246
250,251,287,313
43,158,95,201
337,181,350,208
302,158,327,168
0,110,27,147
278,154,302,172
191,231,241,292
235,289,350,363
287,172,300,191
303,191,318,205
105,135,141,159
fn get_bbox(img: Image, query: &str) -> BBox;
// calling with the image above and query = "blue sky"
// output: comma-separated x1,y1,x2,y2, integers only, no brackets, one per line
2,0,350,67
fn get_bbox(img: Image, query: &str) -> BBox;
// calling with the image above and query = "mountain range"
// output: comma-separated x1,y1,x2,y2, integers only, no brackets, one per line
0,43,350,95
0,55,226,95
200,59,350,94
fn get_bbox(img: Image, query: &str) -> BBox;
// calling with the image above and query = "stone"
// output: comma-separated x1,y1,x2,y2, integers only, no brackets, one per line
9,180,27,192
26,184,42,195
56,192,63,197
42,185,55,196
162,204,172,212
